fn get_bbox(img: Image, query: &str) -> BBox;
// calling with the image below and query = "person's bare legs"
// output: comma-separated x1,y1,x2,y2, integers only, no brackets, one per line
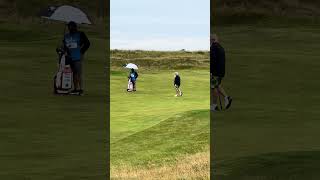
79,68,83,91
71,61,82,93
175,86,180,96
218,85,228,97
211,85,232,110
210,75,219,110
133,81,136,91
73,73,80,90
211,88,219,110
218,84,232,109
79,56,84,91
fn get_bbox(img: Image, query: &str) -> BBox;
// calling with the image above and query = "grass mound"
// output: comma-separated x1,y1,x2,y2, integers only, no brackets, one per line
111,110,209,167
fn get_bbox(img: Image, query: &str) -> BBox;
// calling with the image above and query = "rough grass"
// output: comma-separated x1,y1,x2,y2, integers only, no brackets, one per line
214,0,320,16
111,50,209,70
212,0,320,26
111,150,209,180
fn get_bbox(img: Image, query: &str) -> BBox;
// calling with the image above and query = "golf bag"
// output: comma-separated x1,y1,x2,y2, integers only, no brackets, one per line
127,79,133,92
54,48,73,94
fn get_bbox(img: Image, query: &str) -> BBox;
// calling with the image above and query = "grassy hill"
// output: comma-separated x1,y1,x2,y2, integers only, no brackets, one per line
111,50,209,70
215,0,320,16
212,0,320,25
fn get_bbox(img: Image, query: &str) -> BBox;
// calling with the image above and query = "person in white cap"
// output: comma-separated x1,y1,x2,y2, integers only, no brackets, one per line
174,72,183,97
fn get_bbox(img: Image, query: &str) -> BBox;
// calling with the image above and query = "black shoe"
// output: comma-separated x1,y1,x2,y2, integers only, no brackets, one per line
225,96,233,109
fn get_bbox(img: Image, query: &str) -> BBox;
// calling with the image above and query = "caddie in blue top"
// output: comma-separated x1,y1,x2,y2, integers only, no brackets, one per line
63,21,90,95
128,69,139,91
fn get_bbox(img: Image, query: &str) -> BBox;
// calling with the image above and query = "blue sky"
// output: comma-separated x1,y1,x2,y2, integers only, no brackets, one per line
111,0,210,51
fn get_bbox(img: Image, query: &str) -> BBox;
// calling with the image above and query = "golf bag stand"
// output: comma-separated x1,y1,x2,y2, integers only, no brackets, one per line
54,48,74,94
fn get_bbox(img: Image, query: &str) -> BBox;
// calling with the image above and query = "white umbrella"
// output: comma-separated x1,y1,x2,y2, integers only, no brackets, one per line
41,5,92,24
125,63,138,70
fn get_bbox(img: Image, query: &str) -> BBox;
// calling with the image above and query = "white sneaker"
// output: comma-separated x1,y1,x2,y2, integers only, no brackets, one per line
211,105,219,112
225,96,233,109
224,96,229,107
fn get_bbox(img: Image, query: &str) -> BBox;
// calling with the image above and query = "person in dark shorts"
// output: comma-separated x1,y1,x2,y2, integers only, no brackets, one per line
128,69,139,91
63,21,90,95
174,72,182,97
211,34,232,111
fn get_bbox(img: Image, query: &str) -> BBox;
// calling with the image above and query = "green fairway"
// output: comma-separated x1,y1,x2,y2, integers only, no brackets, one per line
212,25,320,179
0,22,107,179
110,51,210,177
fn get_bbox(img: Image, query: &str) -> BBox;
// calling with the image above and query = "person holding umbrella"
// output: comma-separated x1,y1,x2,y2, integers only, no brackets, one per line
40,5,92,95
128,68,139,91
125,63,139,92
63,21,90,95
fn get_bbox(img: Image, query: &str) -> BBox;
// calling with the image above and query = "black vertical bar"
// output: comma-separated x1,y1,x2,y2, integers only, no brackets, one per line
105,0,110,179
210,0,214,179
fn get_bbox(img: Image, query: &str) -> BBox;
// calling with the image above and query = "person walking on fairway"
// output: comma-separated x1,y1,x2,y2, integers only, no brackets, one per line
174,72,183,97
211,34,232,111
128,68,138,91
63,21,90,95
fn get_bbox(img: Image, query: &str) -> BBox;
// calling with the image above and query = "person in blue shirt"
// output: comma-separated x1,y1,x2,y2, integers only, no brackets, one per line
128,69,139,91
63,21,90,95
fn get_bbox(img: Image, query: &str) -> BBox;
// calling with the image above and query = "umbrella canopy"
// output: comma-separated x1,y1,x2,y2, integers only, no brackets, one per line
125,63,138,70
41,5,92,24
